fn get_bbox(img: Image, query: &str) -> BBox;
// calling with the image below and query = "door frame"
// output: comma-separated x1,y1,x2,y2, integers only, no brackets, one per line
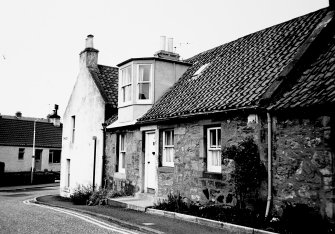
144,131,158,193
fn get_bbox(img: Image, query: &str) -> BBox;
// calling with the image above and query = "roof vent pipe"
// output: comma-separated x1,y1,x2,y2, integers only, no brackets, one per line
167,38,173,52
160,36,166,51
85,35,94,48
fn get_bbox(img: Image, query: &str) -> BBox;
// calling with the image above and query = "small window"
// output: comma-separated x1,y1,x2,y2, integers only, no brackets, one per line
118,134,126,173
207,127,221,173
71,116,75,143
162,130,174,167
18,148,25,160
137,64,151,100
66,159,71,187
121,66,132,103
49,150,61,163
193,63,210,77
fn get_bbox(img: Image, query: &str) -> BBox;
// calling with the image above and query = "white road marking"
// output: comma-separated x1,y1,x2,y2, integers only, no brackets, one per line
23,198,139,234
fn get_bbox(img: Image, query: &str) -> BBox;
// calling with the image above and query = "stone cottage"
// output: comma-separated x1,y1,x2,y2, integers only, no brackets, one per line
60,35,118,196
104,6,334,220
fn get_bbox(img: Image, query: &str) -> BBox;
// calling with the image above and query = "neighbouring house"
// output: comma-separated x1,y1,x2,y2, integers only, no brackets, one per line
0,107,62,173
104,5,334,220
60,35,118,197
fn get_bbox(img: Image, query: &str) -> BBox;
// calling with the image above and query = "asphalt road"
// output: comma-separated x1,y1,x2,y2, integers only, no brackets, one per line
0,186,140,234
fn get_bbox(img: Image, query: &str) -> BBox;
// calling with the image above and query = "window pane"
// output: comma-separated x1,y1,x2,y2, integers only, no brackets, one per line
210,129,217,147
138,83,149,100
166,148,174,162
122,152,125,169
122,66,132,85
218,129,221,147
139,65,150,81
120,135,125,151
54,151,61,163
49,152,53,163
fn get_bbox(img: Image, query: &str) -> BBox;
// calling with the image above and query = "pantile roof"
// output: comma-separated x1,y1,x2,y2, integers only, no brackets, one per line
269,29,335,110
0,116,62,148
138,8,329,122
90,65,118,108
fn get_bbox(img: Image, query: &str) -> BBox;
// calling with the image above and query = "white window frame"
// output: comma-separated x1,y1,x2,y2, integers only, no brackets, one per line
120,65,133,105
207,127,221,173
193,63,210,77
118,134,126,174
162,130,174,167
136,64,152,103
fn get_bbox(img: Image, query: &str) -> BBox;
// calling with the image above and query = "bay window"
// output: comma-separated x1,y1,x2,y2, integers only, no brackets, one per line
137,64,151,101
121,66,132,103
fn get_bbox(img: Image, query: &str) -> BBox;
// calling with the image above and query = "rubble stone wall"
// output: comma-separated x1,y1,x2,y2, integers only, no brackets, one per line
272,115,334,219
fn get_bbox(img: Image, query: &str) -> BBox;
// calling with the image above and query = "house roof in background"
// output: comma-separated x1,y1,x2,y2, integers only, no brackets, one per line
89,65,119,108
0,116,62,148
269,29,335,110
138,8,329,122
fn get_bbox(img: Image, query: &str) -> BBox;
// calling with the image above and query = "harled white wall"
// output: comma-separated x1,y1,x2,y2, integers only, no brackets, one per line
0,146,60,172
60,65,105,197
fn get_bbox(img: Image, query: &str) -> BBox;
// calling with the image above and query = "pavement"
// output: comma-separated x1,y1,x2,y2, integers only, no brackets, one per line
0,182,60,191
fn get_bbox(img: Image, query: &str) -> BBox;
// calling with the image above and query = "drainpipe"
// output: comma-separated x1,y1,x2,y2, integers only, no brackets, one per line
265,112,272,219
101,123,107,188
92,136,97,191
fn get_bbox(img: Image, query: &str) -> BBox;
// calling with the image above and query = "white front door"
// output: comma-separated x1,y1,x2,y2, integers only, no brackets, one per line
145,132,157,193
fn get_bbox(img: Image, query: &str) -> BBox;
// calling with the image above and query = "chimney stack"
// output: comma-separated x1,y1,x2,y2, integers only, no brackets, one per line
80,35,99,69
155,35,180,61
49,104,61,127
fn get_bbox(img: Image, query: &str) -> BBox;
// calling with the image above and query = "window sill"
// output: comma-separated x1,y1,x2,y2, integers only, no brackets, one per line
158,167,174,173
202,172,222,180
114,172,126,179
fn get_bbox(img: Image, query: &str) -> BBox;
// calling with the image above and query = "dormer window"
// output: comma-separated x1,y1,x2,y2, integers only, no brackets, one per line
137,64,152,101
121,66,132,103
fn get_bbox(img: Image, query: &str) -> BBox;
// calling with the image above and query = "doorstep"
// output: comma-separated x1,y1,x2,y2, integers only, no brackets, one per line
108,193,155,212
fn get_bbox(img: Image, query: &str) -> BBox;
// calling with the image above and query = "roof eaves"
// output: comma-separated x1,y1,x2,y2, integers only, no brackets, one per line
137,105,262,125
117,57,192,67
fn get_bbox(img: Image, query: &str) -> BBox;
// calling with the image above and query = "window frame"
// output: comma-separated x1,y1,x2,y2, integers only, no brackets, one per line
120,65,133,105
118,134,126,174
207,127,222,173
49,149,61,164
136,64,152,103
162,129,174,167
18,148,25,160
71,116,75,143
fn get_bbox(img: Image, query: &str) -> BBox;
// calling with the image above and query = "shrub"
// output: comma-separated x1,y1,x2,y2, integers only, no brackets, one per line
222,137,266,209
154,192,265,229
70,185,93,205
276,202,334,234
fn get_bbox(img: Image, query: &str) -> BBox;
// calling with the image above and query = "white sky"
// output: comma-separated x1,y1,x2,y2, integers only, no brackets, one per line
0,0,329,118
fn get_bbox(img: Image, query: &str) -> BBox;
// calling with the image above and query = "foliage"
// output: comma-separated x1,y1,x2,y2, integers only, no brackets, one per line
273,202,335,234
222,137,266,208
154,192,265,229
70,185,93,205
87,188,131,206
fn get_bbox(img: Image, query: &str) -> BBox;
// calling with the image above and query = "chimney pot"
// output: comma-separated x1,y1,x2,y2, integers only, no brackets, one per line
160,36,166,51
15,111,22,118
167,38,173,52
85,35,94,48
